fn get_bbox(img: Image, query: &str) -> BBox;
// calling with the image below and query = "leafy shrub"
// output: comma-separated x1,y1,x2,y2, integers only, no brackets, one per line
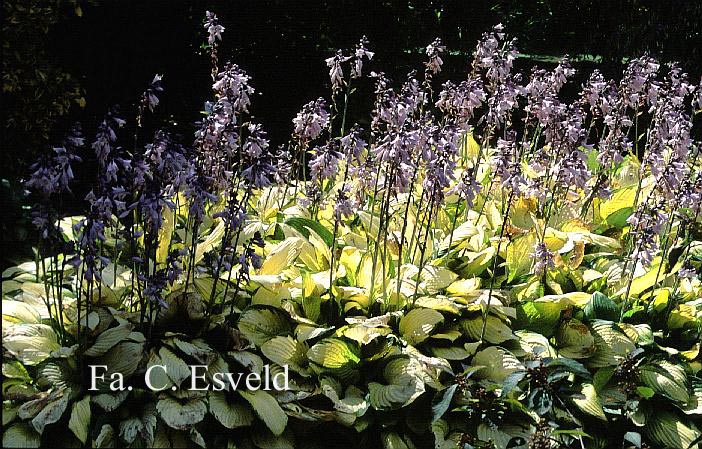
3,12,702,449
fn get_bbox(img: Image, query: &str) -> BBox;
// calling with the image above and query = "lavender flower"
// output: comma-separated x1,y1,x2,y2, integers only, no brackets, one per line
532,242,555,275
351,36,374,78
679,263,698,280
309,141,342,182
204,11,225,45
92,108,125,167
425,38,446,75
141,74,164,113
334,184,358,220
293,98,330,142
325,50,350,93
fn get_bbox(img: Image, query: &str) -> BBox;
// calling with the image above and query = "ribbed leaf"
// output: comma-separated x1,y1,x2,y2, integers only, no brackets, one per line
68,396,91,443
239,390,288,436
461,315,515,344
555,319,596,359
587,320,635,368
156,396,206,430
471,347,524,382
645,410,700,449
572,383,606,420
399,308,444,345
238,308,291,347
208,391,254,429
261,336,309,374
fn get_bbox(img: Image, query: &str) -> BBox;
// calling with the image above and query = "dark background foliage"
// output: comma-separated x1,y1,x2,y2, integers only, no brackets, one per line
2,0,702,267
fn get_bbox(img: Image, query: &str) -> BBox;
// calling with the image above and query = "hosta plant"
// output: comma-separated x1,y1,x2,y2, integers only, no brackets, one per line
3,12,702,449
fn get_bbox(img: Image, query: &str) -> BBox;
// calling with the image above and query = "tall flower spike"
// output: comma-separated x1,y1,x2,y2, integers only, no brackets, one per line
351,36,374,78
325,50,350,93
425,38,446,75
204,11,224,45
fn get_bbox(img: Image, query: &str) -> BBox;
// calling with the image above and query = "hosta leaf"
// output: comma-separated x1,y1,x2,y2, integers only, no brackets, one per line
599,185,636,227
250,427,295,449
381,431,415,449
399,308,444,345
587,320,635,368
260,237,305,275
584,292,619,322
307,338,360,370
156,396,206,430
555,319,596,359
2,423,40,448
173,338,216,365
159,347,191,387
239,390,288,436
431,384,457,422
91,391,129,412
645,410,700,449
3,324,59,365
238,308,291,347
156,205,175,265
369,357,425,410
684,378,702,415
31,390,69,434
515,300,566,337
68,396,91,444
421,266,458,293
98,341,144,382
572,383,606,420
506,232,537,281
639,363,689,404
284,217,334,247
94,424,114,448
119,417,143,444
261,336,309,374
461,315,516,344
84,323,133,357
208,391,254,429
2,300,41,324
471,347,524,382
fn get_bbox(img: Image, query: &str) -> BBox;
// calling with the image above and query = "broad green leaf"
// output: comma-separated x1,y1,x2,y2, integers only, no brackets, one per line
31,391,69,434
399,308,444,345
239,390,288,436
238,308,291,347
208,391,254,429
584,292,619,322
369,357,425,410
3,324,60,365
84,323,133,357
640,363,690,404
261,336,309,374
461,315,515,344
599,185,636,226
2,423,40,448
515,300,566,337
572,383,606,420
156,205,175,265
587,320,635,368
260,237,305,275
431,385,457,422
68,396,91,444
284,217,334,247
471,347,524,382
555,319,596,359
645,410,700,449
506,232,537,281
156,396,206,430
307,338,360,381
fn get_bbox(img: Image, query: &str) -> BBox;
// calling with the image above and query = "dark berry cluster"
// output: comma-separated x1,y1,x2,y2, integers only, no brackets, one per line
614,356,640,396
